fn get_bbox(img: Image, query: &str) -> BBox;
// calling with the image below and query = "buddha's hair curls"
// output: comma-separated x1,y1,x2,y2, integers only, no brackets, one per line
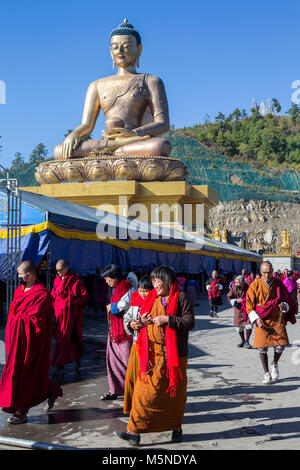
110,19,141,45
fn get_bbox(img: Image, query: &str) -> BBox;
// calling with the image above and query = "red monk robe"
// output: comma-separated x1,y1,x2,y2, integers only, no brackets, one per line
51,272,89,367
0,281,63,414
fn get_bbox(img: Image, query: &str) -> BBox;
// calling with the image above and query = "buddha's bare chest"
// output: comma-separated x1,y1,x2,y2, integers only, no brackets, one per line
97,77,148,113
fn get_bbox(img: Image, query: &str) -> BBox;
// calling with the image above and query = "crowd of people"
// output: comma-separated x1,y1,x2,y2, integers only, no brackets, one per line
0,260,195,447
205,264,299,385
0,257,299,446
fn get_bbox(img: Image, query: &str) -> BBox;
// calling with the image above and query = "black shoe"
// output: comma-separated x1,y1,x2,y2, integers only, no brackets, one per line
244,342,252,349
171,429,183,443
113,431,140,447
101,392,118,401
209,312,213,317
237,342,245,348
7,413,27,424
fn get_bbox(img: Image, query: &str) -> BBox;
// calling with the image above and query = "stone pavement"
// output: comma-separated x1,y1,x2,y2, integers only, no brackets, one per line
0,297,300,450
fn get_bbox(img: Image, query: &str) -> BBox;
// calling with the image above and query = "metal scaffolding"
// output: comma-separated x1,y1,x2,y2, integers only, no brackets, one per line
0,166,21,315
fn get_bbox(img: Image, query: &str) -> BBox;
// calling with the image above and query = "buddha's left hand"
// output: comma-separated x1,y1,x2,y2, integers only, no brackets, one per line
152,315,168,327
106,134,150,151
102,127,138,140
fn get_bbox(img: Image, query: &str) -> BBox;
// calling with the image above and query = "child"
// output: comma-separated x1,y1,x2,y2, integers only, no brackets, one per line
123,275,153,414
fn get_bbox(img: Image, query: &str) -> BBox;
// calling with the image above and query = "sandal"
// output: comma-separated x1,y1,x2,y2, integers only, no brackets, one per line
101,392,118,401
7,412,28,424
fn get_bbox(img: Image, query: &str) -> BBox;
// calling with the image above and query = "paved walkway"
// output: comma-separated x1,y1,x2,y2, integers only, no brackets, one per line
0,297,300,450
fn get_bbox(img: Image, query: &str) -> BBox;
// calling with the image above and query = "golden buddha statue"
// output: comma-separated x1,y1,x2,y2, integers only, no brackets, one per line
221,228,227,243
280,228,292,254
54,19,171,160
280,229,289,249
213,226,221,241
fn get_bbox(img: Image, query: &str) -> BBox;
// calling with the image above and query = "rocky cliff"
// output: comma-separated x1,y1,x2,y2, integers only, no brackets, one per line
209,199,300,254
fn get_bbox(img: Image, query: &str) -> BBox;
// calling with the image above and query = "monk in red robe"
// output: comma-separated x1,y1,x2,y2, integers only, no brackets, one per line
205,270,224,317
51,259,89,375
0,261,63,424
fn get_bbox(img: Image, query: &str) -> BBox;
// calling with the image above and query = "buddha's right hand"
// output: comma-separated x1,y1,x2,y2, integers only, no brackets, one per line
62,131,81,159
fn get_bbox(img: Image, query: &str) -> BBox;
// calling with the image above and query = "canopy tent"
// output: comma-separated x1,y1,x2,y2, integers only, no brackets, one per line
0,189,261,280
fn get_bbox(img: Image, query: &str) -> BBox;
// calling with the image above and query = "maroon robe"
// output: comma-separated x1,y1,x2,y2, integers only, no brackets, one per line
51,272,89,367
0,281,63,414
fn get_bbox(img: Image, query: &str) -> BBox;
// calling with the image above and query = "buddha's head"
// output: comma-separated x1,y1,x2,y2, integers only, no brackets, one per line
110,19,142,69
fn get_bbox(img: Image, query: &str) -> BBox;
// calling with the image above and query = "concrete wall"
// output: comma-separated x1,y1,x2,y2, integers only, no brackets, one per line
263,256,293,272
294,257,300,273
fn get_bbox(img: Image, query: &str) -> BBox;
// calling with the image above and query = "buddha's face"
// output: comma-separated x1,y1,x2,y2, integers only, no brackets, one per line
110,34,142,68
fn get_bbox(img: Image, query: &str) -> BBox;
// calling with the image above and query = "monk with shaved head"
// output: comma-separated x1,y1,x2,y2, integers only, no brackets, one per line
246,261,298,384
51,259,89,375
0,260,63,424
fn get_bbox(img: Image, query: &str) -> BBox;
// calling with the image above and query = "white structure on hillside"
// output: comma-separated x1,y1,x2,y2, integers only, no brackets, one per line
252,98,277,116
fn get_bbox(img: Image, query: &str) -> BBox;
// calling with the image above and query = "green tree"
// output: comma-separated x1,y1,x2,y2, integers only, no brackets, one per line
179,102,300,169
285,103,300,125
241,109,248,119
286,149,300,165
215,112,225,124
272,98,281,114
232,108,241,121
238,142,249,157
11,152,25,170
29,143,48,165
203,114,211,125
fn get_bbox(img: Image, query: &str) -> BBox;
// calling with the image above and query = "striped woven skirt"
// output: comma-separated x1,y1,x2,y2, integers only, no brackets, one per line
123,344,139,414
106,338,132,396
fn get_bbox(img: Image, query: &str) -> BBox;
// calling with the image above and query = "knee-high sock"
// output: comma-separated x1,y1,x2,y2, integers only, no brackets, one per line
259,352,269,373
246,329,252,342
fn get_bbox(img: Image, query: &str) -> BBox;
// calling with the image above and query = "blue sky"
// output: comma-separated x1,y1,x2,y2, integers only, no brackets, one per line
0,0,299,167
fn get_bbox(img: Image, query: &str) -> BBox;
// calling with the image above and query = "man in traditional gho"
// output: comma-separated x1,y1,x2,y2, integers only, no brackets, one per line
205,270,224,317
51,259,89,376
227,275,252,349
246,261,297,384
0,261,63,424
101,264,135,401
123,275,152,414
114,266,195,447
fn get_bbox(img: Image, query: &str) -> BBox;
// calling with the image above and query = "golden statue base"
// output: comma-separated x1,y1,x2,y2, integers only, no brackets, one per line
280,247,292,256
35,155,188,184
20,180,219,232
